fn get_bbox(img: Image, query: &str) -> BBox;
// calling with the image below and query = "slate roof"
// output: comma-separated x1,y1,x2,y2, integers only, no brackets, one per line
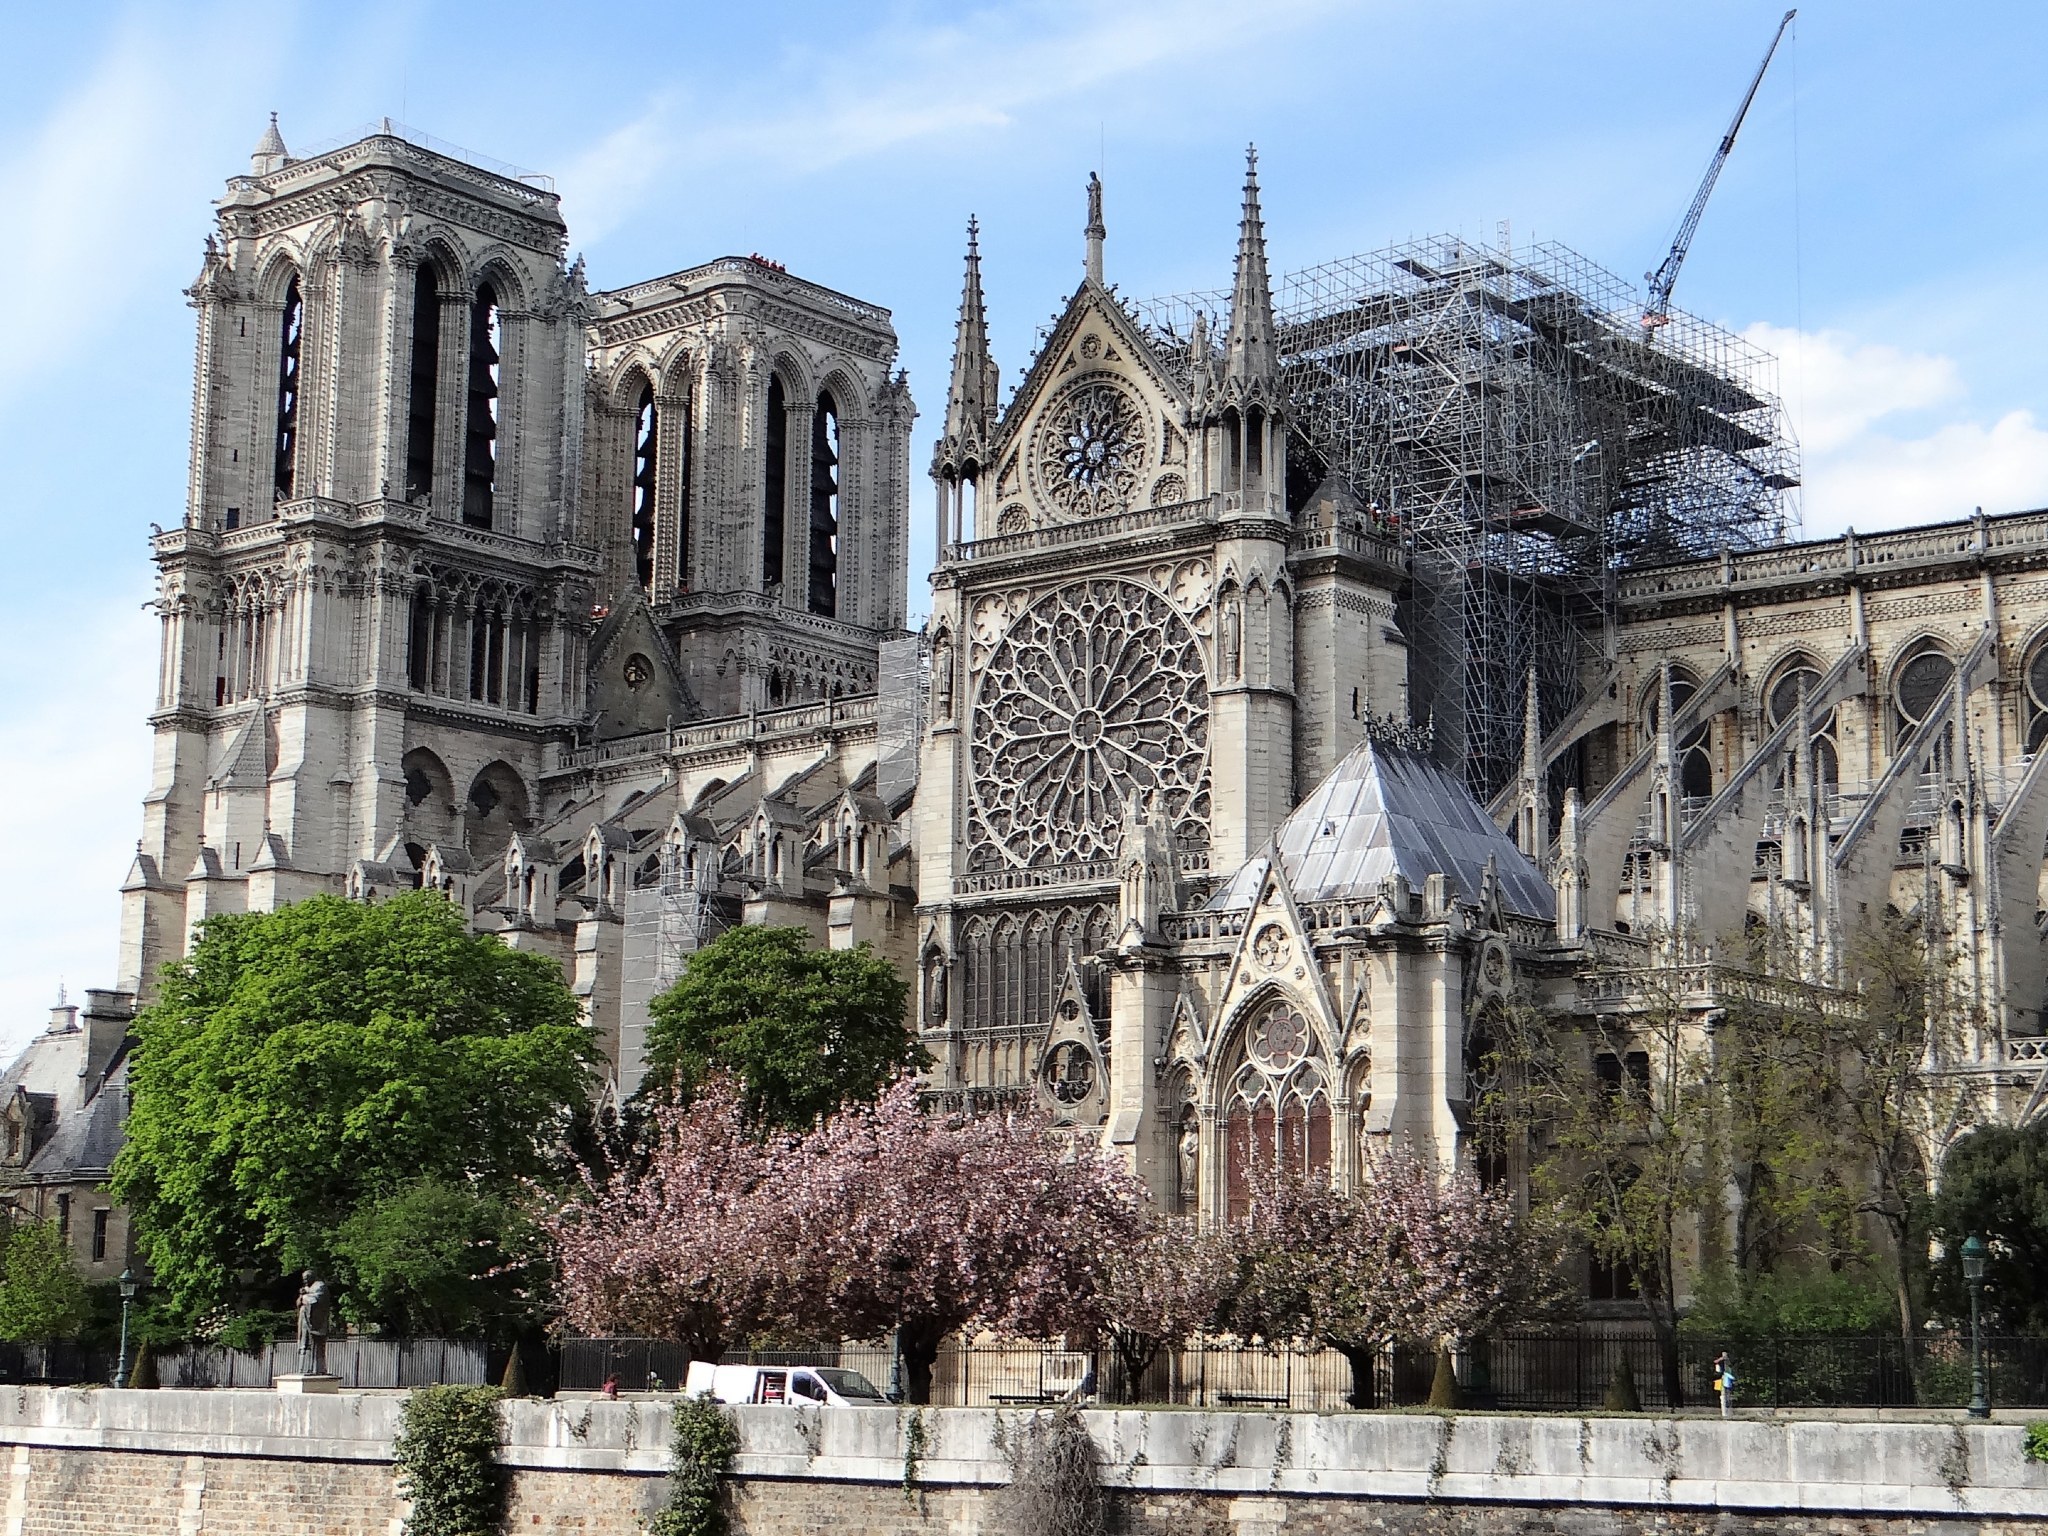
1209,736,1555,921
24,1059,128,1182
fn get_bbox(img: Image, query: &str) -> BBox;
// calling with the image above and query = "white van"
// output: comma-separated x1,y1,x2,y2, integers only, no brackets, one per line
682,1361,889,1408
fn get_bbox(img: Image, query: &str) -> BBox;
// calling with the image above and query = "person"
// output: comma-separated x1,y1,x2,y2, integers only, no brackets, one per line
601,1374,619,1399
294,1270,331,1377
1712,1351,1735,1418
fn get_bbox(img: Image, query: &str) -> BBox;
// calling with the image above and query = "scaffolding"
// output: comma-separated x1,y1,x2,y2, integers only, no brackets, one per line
619,844,729,1093
1141,235,1797,802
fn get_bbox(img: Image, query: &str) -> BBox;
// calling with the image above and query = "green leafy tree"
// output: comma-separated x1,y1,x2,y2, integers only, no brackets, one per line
1931,1120,2048,1334
112,891,596,1330
642,925,919,1126
0,1221,89,1341
1489,965,1721,1407
332,1178,538,1338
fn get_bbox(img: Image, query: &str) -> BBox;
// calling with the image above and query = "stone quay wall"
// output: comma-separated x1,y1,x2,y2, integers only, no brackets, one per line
0,1386,2046,1534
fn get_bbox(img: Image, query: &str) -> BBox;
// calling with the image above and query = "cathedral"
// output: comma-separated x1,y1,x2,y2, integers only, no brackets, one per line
35,117,2041,1283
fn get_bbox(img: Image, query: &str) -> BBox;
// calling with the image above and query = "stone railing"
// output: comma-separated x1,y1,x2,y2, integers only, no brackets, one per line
553,695,878,771
160,499,598,570
1619,506,2048,603
944,498,1215,563
1290,520,1405,567
1579,960,1861,1017
604,256,892,327
954,846,1208,897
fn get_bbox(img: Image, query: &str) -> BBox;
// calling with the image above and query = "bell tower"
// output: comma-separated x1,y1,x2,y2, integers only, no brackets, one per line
124,118,597,998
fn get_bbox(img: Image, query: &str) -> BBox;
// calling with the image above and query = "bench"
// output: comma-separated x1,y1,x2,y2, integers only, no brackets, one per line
1217,1391,1289,1407
989,1391,1061,1404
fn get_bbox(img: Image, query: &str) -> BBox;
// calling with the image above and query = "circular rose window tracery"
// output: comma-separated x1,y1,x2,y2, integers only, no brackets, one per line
968,579,1210,869
1248,1001,1310,1071
1030,379,1149,521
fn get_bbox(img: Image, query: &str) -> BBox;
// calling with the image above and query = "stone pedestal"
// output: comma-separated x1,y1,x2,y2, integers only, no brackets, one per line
273,1373,341,1395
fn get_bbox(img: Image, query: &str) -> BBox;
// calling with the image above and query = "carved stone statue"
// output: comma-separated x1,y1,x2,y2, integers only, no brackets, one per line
932,631,954,719
295,1270,332,1376
1177,1113,1199,1213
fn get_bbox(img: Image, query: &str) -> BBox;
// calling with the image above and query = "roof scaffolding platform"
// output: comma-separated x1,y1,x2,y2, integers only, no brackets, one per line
1140,235,1798,802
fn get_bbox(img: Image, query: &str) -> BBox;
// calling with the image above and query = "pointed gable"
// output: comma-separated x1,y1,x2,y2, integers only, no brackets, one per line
587,592,700,741
982,260,1195,533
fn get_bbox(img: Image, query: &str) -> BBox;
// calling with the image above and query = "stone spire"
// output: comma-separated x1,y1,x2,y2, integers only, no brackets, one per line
1084,172,1106,287
1516,665,1548,854
933,217,998,478
251,112,289,176
1220,145,1279,399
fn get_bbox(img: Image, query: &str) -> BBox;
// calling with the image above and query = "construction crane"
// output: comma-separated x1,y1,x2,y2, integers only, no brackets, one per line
1642,9,1796,332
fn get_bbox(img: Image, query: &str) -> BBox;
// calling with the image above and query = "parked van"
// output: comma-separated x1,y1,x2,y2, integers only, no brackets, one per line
682,1362,889,1407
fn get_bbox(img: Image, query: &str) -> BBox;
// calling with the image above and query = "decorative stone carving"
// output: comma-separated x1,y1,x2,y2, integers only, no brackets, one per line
968,578,1210,869
1030,378,1150,522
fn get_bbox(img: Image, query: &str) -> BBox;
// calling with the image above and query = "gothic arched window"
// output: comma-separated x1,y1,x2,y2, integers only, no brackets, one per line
1765,655,1840,789
404,264,441,503
1892,643,1956,749
631,382,658,590
273,275,303,504
809,391,841,617
762,374,787,590
463,282,502,529
1645,665,1714,800
2023,639,2048,755
1222,997,1331,1222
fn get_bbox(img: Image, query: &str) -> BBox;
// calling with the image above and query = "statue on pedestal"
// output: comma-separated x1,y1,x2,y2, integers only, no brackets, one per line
295,1270,331,1376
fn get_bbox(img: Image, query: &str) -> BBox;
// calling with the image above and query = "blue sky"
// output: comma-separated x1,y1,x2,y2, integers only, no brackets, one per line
2,1,2044,1053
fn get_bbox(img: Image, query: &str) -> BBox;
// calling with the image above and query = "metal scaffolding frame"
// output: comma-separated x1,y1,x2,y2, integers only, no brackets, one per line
1141,234,1797,802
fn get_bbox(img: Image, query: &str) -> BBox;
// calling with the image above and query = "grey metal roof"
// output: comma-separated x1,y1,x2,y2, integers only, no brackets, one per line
1209,737,1555,921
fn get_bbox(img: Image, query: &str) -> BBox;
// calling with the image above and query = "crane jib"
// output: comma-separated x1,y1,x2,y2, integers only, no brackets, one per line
1641,9,1797,330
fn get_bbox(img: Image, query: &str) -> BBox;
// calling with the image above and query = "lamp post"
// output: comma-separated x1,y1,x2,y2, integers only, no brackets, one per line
1962,1234,1989,1420
886,1253,912,1405
115,1269,138,1387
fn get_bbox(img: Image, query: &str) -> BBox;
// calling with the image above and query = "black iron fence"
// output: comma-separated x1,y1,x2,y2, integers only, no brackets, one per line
158,1338,490,1390
0,1337,490,1390
560,1332,2048,1412
4,1329,2040,1409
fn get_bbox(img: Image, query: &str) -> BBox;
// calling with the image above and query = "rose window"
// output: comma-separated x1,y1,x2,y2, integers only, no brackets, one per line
1031,380,1149,520
968,579,1210,869
1043,1041,1096,1105
1247,1002,1309,1071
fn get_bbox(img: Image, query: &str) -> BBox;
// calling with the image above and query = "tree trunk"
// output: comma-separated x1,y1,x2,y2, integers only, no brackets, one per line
1889,1212,1922,1406
1644,1289,1684,1409
900,1318,945,1406
1110,1330,1158,1404
1335,1342,1379,1409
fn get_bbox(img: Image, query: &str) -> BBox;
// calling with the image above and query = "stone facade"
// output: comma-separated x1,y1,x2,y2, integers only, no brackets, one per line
68,116,2048,1270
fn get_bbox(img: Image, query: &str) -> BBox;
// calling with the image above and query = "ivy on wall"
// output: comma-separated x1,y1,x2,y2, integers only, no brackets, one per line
393,1385,506,1536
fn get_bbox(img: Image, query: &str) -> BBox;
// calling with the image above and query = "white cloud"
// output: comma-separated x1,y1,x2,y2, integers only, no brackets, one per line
0,603,157,1061
557,0,1353,243
0,9,280,401
1744,323,2048,538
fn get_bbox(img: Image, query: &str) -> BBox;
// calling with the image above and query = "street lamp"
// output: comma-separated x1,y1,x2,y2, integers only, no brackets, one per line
115,1269,138,1387
1961,1234,1989,1420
